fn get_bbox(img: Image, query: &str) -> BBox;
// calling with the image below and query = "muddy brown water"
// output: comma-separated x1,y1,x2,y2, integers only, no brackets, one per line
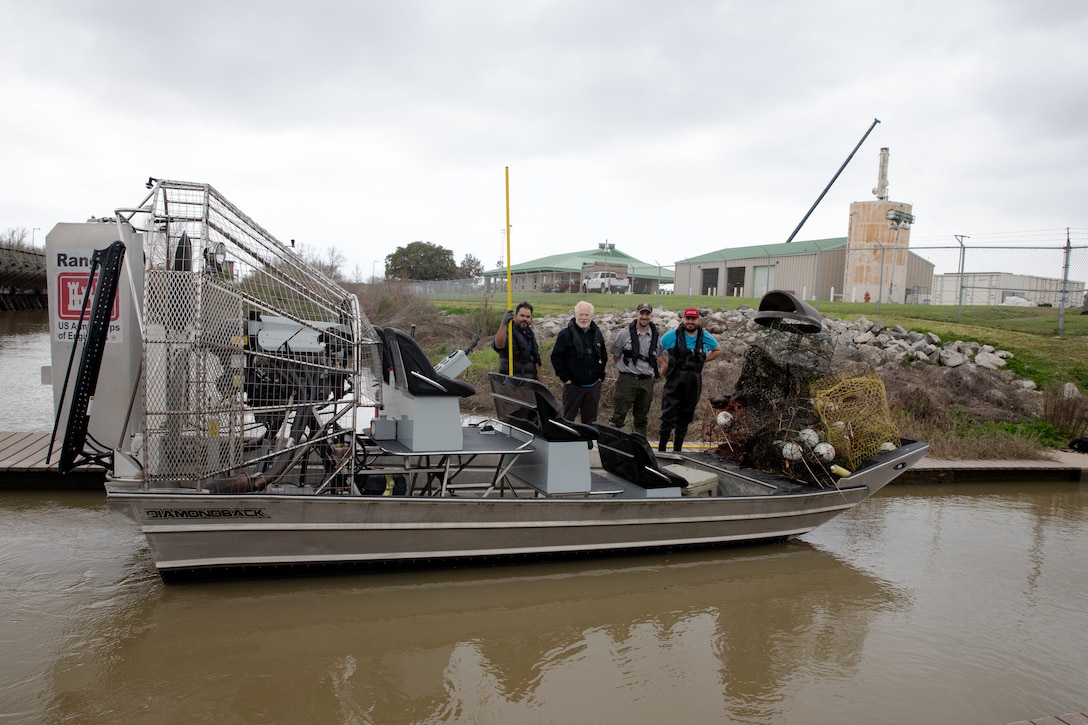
2,311,1087,723
1,484,1086,724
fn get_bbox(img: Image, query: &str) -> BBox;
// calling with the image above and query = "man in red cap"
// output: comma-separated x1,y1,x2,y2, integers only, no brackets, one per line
656,308,721,452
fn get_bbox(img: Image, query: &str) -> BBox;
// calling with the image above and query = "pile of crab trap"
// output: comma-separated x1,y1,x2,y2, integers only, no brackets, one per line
710,293,900,488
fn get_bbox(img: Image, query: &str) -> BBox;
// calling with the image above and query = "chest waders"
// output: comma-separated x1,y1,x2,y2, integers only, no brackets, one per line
658,329,705,452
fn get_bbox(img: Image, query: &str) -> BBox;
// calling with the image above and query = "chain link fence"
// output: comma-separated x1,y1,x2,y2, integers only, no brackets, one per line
907,229,1088,309
394,229,1088,315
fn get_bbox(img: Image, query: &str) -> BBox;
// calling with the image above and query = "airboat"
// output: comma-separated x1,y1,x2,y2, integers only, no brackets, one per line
45,179,928,581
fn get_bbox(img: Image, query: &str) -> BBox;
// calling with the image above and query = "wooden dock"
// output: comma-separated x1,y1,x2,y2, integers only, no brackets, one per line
1008,712,1088,725
0,431,105,487
899,449,1087,484
1,431,1086,488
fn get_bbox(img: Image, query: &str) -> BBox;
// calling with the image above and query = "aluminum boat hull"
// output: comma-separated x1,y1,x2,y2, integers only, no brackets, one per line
106,441,928,580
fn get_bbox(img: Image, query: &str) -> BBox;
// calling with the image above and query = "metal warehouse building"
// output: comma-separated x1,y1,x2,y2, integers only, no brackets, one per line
674,198,935,305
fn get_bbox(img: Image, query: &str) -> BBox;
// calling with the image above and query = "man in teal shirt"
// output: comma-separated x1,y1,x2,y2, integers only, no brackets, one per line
657,308,721,452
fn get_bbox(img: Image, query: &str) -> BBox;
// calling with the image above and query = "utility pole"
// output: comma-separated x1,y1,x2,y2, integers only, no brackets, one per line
955,235,968,322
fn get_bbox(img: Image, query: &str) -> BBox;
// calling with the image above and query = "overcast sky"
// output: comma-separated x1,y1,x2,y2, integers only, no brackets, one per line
3,0,1086,279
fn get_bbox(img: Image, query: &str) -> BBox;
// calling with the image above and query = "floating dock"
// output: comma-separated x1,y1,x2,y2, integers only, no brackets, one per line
897,449,1087,484
0,431,105,487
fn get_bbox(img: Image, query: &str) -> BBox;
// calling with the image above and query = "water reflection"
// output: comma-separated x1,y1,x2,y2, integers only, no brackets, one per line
0,310,53,431
42,542,899,723
3,484,1087,724
3,303,1088,724
803,483,1088,724
0,491,150,721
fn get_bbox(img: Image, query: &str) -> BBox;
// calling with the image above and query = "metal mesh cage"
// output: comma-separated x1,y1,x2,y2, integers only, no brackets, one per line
713,325,842,486
121,180,380,488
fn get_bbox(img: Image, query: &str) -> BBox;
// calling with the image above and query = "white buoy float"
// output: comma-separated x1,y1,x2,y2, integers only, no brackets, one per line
780,441,804,461
797,428,819,447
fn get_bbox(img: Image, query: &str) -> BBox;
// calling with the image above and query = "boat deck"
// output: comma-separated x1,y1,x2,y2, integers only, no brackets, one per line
1,430,1085,488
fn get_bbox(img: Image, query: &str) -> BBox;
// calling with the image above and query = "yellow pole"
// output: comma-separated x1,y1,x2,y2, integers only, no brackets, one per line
505,167,514,375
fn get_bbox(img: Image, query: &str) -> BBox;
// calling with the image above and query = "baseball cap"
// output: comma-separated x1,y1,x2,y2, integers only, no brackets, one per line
636,302,652,312
683,308,700,318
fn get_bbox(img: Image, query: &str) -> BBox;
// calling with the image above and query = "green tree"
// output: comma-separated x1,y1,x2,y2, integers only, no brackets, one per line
458,253,484,279
385,241,457,281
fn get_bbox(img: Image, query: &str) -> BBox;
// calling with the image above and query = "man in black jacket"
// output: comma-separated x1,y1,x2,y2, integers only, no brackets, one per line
492,301,542,380
550,300,608,423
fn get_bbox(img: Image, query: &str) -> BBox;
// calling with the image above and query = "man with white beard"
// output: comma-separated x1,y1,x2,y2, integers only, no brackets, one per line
550,300,608,424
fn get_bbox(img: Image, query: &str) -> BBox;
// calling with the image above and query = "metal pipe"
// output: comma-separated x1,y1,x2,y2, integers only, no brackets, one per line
785,118,880,243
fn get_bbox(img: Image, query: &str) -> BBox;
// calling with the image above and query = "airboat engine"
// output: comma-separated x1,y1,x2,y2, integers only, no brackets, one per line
43,179,375,492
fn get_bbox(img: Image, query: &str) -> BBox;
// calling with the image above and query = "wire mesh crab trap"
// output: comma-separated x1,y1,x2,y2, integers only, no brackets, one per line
121,180,381,491
714,324,838,486
710,291,900,487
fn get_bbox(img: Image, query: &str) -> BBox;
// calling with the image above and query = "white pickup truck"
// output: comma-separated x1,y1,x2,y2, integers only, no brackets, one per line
581,271,629,294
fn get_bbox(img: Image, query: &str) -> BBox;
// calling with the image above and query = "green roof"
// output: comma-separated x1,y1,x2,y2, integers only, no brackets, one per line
678,237,847,264
483,247,674,281
481,237,848,281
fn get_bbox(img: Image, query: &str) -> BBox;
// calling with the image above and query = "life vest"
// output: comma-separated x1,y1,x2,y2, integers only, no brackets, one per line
500,326,540,377
620,320,660,377
668,327,706,372
567,320,607,364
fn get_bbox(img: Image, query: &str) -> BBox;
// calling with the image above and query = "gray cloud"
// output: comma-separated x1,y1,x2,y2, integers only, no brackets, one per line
3,0,1086,277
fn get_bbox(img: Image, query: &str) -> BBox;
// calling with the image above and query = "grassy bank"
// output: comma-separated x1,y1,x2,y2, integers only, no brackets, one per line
431,292,1088,392
360,285,1088,457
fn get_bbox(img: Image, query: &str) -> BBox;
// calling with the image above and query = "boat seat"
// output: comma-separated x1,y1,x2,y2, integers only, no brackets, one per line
488,373,598,443
488,373,597,494
595,424,689,490
374,326,394,384
375,327,471,452
381,327,475,397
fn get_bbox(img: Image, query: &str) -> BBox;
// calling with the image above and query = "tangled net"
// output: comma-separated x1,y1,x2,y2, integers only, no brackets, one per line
810,365,900,470
711,324,900,487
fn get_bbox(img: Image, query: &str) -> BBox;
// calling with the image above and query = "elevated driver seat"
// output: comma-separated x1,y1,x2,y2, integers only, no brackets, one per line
377,327,474,451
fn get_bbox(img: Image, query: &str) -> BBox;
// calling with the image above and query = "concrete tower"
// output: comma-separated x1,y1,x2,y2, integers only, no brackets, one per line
844,147,915,304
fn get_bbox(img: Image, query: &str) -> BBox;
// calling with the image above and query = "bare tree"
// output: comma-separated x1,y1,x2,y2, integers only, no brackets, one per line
1,227,32,249
325,246,346,281
292,241,348,281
